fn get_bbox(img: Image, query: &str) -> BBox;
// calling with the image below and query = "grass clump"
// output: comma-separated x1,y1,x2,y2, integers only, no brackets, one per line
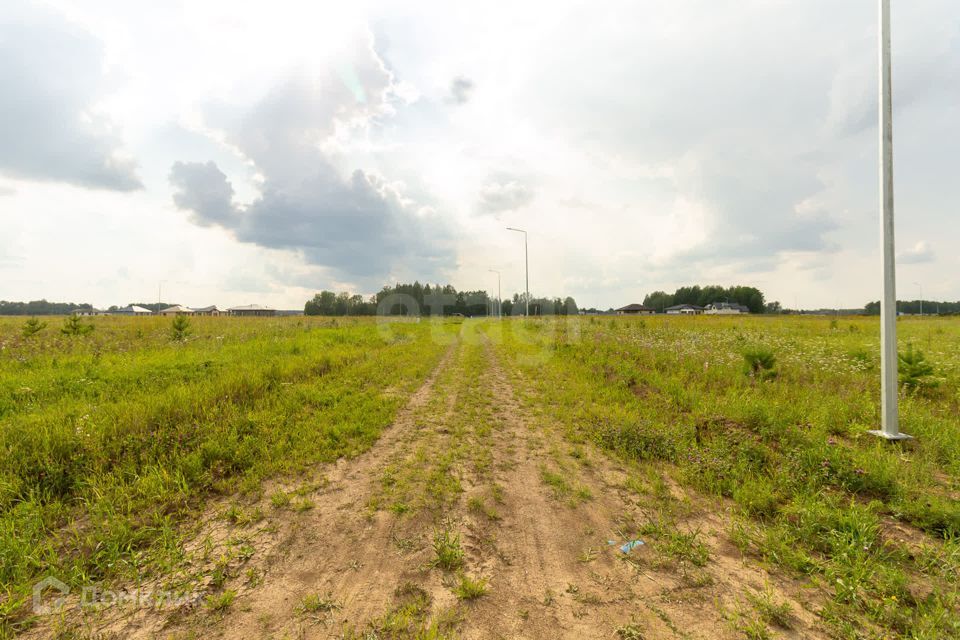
747,586,793,628
205,589,236,611
298,593,341,614
269,490,291,508
432,528,464,571
453,573,488,600
467,496,500,521
346,582,462,639
616,621,645,640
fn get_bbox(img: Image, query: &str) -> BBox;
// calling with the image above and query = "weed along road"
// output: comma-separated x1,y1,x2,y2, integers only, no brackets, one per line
8,316,959,639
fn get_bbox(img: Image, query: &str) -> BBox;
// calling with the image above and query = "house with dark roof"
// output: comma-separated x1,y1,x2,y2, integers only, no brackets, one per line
227,304,276,317
192,305,221,316
616,303,655,315
665,304,705,315
113,305,153,316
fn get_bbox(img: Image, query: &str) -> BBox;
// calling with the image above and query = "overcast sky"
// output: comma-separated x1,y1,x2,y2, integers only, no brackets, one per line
1,0,957,310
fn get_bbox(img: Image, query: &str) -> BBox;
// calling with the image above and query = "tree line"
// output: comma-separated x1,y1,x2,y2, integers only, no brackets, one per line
642,285,768,314
305,283,578,316
0,300,93,315
864,300,960,315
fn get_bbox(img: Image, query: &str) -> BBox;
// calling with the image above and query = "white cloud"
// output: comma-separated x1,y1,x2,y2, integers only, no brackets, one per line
0,1,141,190
2,0,960,309
898,241,935,264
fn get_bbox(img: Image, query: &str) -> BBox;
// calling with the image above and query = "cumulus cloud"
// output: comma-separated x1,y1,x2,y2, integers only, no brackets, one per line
477,176,535,214
170,162,238,228
448,76,474,104
0,2,141,190
898,241,935,264
170,44,454,282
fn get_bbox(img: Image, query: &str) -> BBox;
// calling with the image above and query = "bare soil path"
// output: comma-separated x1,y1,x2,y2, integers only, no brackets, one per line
43,325,829,639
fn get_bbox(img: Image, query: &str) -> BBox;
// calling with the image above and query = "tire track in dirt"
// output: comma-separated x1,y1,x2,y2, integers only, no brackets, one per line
432,332,831,639
71,337,463,640
455,334,829,639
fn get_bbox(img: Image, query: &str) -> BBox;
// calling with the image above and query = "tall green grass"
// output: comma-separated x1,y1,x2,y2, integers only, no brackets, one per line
0,315,452,632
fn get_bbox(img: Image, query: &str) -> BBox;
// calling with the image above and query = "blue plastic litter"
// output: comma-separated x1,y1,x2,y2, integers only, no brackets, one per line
619,539,645,553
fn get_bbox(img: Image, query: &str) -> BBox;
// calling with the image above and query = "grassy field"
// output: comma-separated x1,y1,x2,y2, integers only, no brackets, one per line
0,315,454,635
1,314,958,639
494,315,960,637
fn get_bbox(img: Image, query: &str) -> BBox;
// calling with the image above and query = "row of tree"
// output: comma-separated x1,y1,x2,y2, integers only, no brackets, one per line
0,300,93,315
642,285,767,314
304,283,579,317
864,300,960,315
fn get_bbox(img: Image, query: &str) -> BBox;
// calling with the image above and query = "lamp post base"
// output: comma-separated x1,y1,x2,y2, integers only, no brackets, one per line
867,429,913,441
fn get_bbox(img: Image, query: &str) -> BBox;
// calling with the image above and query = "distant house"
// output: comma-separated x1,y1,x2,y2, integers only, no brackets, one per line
113,305,153,316
74,308,107,316
158,305,195,316
192,305,221,316
704,302,750,315
616,303,656,315
227,304,276,317
665,304,705,315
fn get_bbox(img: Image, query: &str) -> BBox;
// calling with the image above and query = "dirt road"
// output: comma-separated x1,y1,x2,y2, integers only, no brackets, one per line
50,327,826,639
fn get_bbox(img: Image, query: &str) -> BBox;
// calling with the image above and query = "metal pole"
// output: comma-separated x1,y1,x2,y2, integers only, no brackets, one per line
870,0,910,441
489,269,501,319
524,233,529,317
506,227,529,316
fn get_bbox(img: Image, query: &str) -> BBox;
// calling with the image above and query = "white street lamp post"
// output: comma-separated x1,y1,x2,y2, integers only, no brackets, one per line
870,0,911,441
506,227,529,317
489,269,501,319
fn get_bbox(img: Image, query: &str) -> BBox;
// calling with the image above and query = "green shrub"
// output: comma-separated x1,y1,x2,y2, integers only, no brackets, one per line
898,343,937,391
171,315,192,341
21,317,47,338
60,315,93,337
742,346,777,381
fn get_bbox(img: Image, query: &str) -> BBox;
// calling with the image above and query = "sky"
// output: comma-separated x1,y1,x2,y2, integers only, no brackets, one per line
1,0,957,311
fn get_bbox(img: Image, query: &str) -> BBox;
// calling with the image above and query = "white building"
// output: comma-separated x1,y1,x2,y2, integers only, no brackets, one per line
704,302,750,315
665,304,705,315
158,305,195,316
